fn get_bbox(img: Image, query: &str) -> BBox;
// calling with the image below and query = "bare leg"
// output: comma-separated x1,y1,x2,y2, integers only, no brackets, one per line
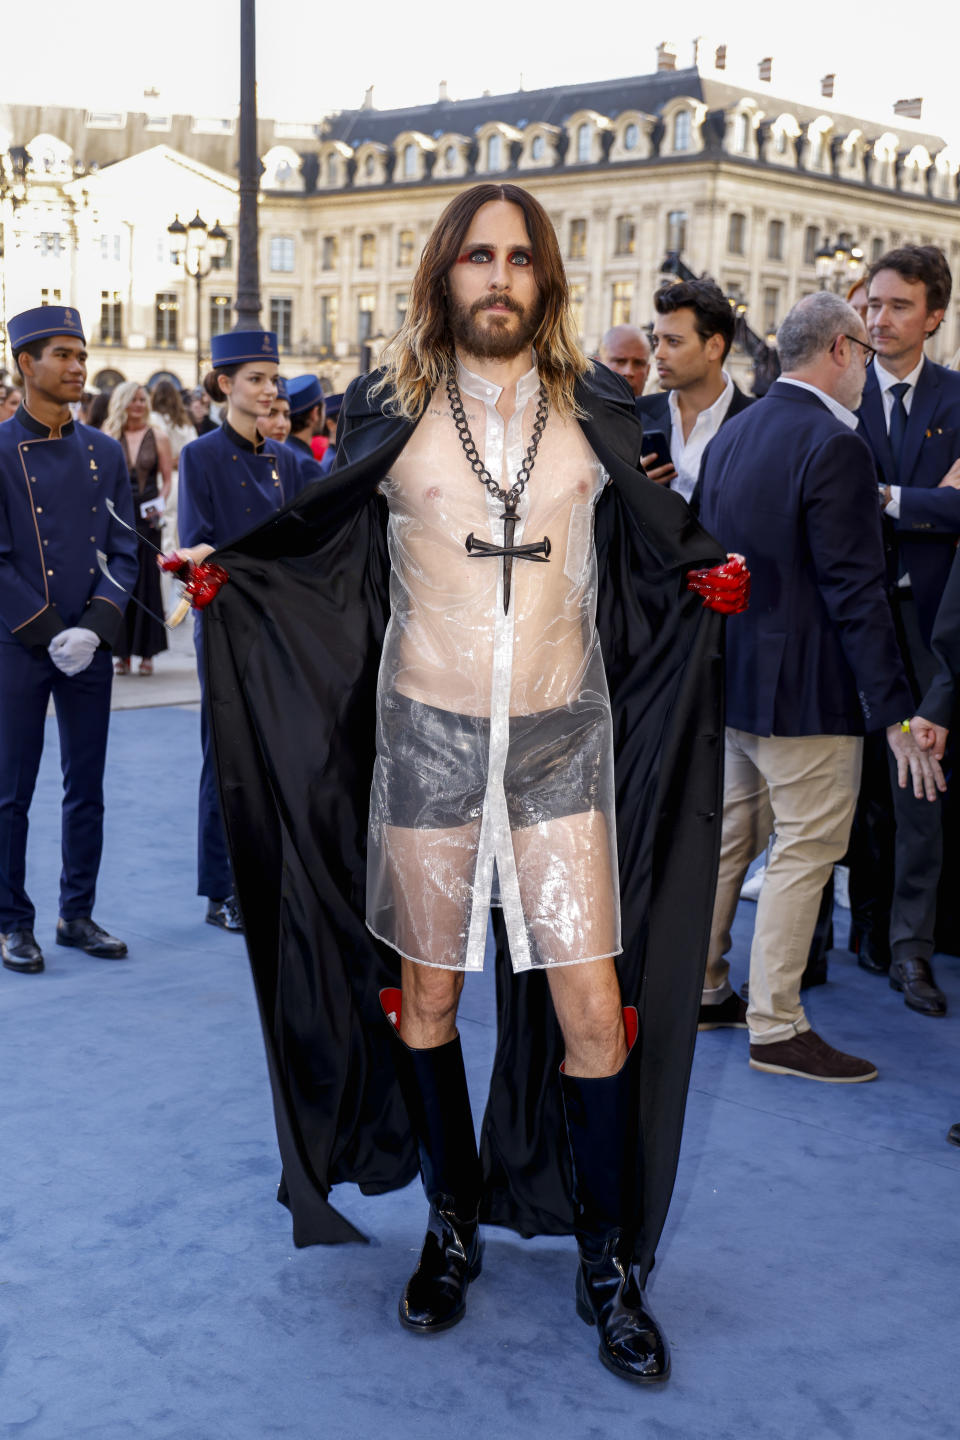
399,956,464,1048
547,955,627,1077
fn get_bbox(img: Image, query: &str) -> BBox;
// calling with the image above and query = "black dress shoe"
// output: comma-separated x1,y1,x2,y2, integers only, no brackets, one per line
206,896,244,932
698,992,748,1030
848,925,891,976
889,956,946,1016
56,917,128,959
1,929,45,973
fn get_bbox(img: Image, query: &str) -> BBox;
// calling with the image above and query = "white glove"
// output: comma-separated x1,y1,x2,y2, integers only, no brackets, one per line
48,627,101,677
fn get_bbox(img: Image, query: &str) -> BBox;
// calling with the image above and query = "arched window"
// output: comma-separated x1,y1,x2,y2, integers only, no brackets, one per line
403,143,417,177
487,133,502,170
673,110,691,152
623,123,639,152
577,123,591,162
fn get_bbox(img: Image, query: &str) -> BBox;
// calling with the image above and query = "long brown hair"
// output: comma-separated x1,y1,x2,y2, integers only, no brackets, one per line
150,377,189,428
373,183,590,420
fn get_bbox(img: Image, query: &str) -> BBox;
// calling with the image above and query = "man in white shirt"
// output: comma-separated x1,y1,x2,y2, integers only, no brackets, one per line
850,244,960,1016
637,278,754,501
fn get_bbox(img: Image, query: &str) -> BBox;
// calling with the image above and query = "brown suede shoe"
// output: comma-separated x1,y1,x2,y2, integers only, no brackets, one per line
749,1029,877,1083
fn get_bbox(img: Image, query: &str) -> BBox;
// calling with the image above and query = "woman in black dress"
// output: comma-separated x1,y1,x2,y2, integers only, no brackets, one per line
103,383,172,674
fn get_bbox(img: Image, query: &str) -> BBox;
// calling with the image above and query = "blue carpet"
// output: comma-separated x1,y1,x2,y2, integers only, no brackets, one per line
2,707,959,1439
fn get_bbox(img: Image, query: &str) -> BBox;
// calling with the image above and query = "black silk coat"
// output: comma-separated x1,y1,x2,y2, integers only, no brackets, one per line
203,363,726,1283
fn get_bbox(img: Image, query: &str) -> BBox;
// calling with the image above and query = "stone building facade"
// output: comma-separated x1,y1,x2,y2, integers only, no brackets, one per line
2,48,959,391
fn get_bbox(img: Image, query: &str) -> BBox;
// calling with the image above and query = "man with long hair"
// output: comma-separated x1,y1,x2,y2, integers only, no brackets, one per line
182,184,746,1385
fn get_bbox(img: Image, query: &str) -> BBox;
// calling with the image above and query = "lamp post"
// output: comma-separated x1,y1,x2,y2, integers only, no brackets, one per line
234,0,261,329
167,212,229,383
0,148,29,375
815,233,865,294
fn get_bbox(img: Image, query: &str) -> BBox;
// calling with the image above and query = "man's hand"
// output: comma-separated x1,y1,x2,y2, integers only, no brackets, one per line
936,458,960,490
879,485,893,509
48,627,100,678
687,553,750,614
640,455,677,486
910,714,949,762
886,722,946,800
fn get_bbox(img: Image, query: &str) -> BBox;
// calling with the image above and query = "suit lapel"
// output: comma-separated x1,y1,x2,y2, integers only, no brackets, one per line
899,360,940,486
858,370,895,485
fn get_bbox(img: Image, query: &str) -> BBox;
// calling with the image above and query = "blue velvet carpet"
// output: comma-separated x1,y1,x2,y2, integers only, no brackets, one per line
2,707,958,1439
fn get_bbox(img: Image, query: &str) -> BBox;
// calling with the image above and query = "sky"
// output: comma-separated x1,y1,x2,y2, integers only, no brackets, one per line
4,0,959,145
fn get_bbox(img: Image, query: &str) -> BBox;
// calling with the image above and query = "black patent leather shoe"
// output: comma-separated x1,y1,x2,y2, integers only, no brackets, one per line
1,928,45,973
399,1196,483,1333
56,917,128,959
575,1233,670,1384
206,896,244,932
889,956,946,1016
848,925,891,976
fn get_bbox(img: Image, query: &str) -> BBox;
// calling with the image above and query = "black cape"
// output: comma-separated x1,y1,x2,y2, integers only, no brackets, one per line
204,364,726,1283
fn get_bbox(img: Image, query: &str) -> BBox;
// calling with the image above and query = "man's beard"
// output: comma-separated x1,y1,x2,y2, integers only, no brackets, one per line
448,292,544,360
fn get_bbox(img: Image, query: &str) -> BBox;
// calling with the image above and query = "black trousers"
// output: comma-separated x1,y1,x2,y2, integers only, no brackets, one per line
847,593,944,963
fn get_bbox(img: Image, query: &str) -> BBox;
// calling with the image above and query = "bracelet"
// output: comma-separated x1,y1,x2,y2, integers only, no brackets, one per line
900,719,911,733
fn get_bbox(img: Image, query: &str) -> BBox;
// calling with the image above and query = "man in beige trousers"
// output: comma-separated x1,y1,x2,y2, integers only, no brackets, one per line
697,292,942,1082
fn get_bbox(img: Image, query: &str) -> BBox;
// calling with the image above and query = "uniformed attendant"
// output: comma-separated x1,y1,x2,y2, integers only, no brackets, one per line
178,331,315,932
316,392,343,476
256,377,292,446
0,306,138,974
285,374,326,473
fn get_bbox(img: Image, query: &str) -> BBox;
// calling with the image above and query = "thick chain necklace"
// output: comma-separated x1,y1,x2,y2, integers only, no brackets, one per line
447,373,552,614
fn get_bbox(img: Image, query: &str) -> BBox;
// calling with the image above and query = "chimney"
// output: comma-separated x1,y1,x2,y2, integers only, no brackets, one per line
894,97,923,119
361,85,374,110
715,44,727,71
821,74,835,99
656,42,678,72
438,80,449,102
758,56,773,83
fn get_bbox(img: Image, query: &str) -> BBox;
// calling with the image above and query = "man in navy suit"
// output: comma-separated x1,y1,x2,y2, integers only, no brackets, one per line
850,245,960,1015
698,292,940,1082
636,278,754,500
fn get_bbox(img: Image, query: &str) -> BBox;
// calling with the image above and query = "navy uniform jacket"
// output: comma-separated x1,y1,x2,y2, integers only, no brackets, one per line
858,360,960,645
178,420,315,552
919,546,960,727
0,406,138,650
698,380,913,737
285,434,325,484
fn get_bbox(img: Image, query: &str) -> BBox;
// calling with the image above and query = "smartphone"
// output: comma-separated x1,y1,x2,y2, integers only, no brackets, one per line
641,429,673,473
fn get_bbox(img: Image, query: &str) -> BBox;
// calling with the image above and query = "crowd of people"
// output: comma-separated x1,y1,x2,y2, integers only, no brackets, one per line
1,188,958,1389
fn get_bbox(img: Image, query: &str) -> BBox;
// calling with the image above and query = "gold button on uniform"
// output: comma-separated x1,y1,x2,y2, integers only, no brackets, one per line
37,506,43,514
47,568,54,576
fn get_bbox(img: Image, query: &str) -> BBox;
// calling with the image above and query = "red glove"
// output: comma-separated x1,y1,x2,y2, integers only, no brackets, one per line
686,554,750,614
159,554,230,610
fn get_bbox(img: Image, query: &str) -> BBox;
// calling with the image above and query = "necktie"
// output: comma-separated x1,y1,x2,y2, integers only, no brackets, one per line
887,382,910,480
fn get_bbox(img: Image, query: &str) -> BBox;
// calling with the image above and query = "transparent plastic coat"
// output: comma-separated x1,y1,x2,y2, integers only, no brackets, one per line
366,362,621,972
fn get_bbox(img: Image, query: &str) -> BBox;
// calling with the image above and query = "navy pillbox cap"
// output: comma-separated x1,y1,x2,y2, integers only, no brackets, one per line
275,376,289,400
286,374,325,417
210,330,279,367
8,305,86,351
324,392,344,420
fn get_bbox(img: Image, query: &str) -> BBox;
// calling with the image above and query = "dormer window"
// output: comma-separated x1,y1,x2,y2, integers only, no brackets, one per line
673,110,691,152
445,144,457,167
531,134,545,161
326,154,339,185
487,133,502,170
577,123,591,163
623,123,639,152
733,112,748,154
403,144,417,178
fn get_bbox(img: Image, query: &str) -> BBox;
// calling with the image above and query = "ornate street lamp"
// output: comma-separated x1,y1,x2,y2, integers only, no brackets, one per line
167,212,230,383
816,234,866,293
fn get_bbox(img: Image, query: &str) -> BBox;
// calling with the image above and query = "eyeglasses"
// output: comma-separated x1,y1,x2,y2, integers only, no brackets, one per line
834,333,876,365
